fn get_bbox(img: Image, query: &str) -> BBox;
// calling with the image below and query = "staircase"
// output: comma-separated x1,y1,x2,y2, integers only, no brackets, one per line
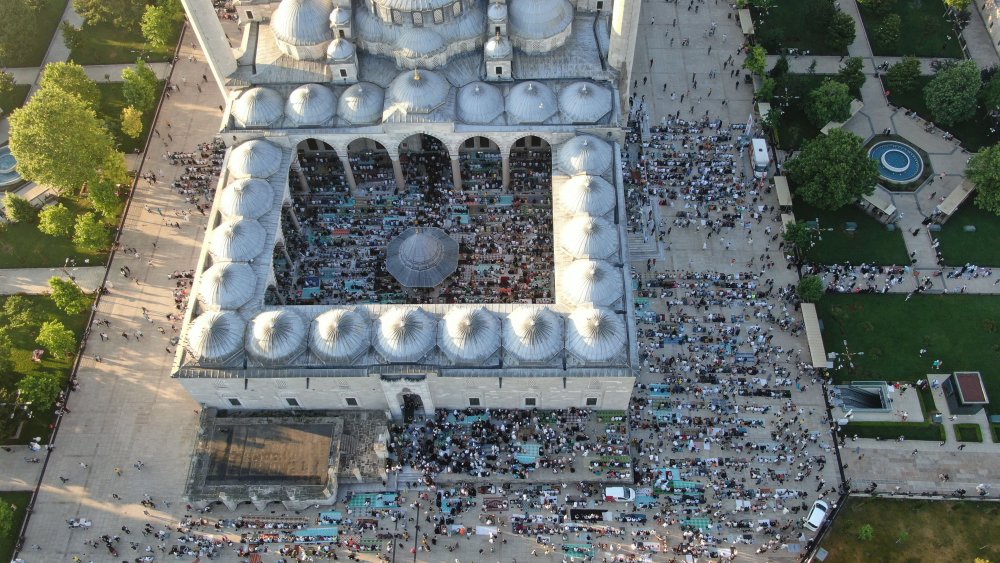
627,230,659,259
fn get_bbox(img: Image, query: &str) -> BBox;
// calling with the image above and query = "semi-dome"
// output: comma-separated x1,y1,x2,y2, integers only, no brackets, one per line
185,311,246,364
484,35,512,59
354,6,388,43
271,0,334,46
337,82,385,125
386,69,450,115
566,306,626,362
506,81,557,123
310,309,371,362
488,1,507,21
329,5,351,28
246,310,308,365
386,227,459,288
231,87,284,128
439,307,500,364
198,262,257,309
395,28,445,58
209,218,267,262
558,135,613,175
286,83,336,126
457,82,504,124
218,178,274,219
509,0,573,41
559,81,612,123
559,175,615,216
375,307,436,363
560,214,619,259
503,307,563,362
326,37,355,60
561,259,623,306
227,139,283,178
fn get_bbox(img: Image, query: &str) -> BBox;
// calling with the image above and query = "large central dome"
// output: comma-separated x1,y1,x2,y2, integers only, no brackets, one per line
385,227,459,287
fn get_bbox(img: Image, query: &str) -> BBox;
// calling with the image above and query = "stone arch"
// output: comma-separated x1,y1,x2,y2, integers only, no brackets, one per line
458,136,502,191
347,137,395,194
398,132,453,197
509,135,552,193
291,138,348,196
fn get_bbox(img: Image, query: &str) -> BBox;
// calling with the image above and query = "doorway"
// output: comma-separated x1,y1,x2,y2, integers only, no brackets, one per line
401,393,424,423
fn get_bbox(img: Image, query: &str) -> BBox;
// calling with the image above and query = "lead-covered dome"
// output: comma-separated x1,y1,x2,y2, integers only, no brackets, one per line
484,35,512,59
231,87,284,128
503,307,563,362
386,227,459,288
386,69,450,115
457,82,504,124
560,214,619,259
218,178,274,219
488,1,507,21
561,259,622,306
559,175,615,216
439,307,500,364
286,83,336,126
509,0,573,41
272,0,334,46
506,81,557,123
227,139,283,179
198,262,257,309
246,310,308,365
396,28,446,58
566,306,626,362
375,307,436,363
310,309,371,362
329,6,351,28
559,82,612,123
209,218,267,262
559,135,612,175
338,82,384,125
185,311,246,364
326,37,355,61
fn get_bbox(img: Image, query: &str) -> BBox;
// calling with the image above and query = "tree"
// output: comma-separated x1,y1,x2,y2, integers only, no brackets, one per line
0,71,14,97
827,11,857,52
785,129,878,210
924,60,981,126
967,143,1000,215
783,221,816,257
768,56,789,80
885,56,922,94
122,59,159,112
35,321,77,359
142,0,185,49
73,212,110,251
859,0,897,15
944,0,971,10
88,178,126,217
122,106,144,139
980,74,1000,113
836,57,866,95
1,296,40,330
797,276,825,302
875,14,901,48
757,77,776,102
0,499,14,539
0,2,39,67
17,369,63,407
806,79,853,128
8,88,123,195
743,45,767,77
37,203,76,237
858,523,875,541
2,192,37,224
48,277,91,315
75,0,145,30
38,61,100,109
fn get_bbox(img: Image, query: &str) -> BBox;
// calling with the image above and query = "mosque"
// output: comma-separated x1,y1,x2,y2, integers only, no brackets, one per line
174,0,645,419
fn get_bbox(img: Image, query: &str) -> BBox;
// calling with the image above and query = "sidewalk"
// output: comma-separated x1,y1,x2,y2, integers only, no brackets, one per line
0,266,106,295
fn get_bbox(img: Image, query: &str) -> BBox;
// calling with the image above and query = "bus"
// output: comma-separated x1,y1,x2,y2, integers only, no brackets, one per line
750,138,770,179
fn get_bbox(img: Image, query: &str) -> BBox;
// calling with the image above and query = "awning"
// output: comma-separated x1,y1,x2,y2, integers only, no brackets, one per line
757,102,771,122
860,191,896,217
935,180,975,217
739,9,755,35
774,176,792,208
800,303,828,369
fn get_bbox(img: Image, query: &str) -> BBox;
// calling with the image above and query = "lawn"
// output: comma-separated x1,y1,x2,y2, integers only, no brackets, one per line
96,82,166,154
0,85,32,117
933,202,1000,267
0,0,69,68
816,294,1000,415
792,198,910,265
69,19,178,65
751,0,848,55
886,75,1000,151
0,491,31,562
841,421,945,441
858,0,964,58
769,74,828,150
818,496,1000,563
954,423,983,442
0,196,109,268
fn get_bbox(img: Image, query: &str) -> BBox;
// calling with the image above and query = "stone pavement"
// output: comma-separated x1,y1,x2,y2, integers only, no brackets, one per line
0,265,106,295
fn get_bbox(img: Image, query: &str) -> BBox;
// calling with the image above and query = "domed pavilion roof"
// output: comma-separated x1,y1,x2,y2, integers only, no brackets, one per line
439,307,500,364
558,135,613,175
185,311,246,364
457,82,504,124
560,214,618,259
506,81,557,123
374,307,436,363
227,139,283,179
508,0,573,41
246,310,308,365
559,174,615,216
309,308,371,362
386,69,450,115
208,218,267,262
218,178,274,219
385,227,459,288
329,5,351,28
561,259,622,306
337,82,385,125
488,1,507,21
484,35,512,59
503,307,563,362
286,83,336,126
326,37,356,60
559,81,612,123
231,87,284,128
198,262,257,310
566,306,626,362
271,0,334,46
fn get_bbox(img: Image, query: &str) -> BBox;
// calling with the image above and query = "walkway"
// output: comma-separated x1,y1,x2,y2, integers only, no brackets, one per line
0,266,106,295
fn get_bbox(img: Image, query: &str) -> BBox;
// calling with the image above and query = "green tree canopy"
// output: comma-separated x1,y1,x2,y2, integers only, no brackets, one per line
0,71,15,97
924,60,981,126
0,2,40,67
0,499,15,538
37,203,76,237
142,0,185,49
88,178,126,217
980,73,1000,113
36,320,77,358
858,0,897,16
75,0,145,29
73,212,110,251
836,57,865,96
2,192,37,224
38,61,100,109
875,14,901,48
1,296,40,330
743,45,767,76
121,106,144,139
17,369,63,406
806,78,853,128
122,59,159,112
827,11,857,52
967,143,1000,216
885,56,922,94
60,21,84,52
48,277,91,315
785,128,878,210
944,0,971,10
783,221,817,257
797,275,825,302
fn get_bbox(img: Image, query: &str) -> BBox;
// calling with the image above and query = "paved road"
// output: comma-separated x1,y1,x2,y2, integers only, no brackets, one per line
0,266,106,295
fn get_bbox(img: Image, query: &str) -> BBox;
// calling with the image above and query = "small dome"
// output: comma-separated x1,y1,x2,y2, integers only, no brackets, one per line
218,178,275,219
329,5,351,28
246,310,308,365
506,81,557,123
354,6,388,43
209,218,267,262
386,227,459,288
457,82,504,124
375,307,436,363
396,27,445,58
561,259,623,306
310,309,371,362
271,0,334,46
503,307,563,362
560,214,619,259
488,1,507,21
231,87,284,128
386,69,450,115
566,306,626,362
338,82,385,125
286,83,336,126
198,262,257,309
509,0,572,41
558,135,612,175
484,35,512,59
439,307,501,364
227,139,283,179
559,81,612,123
559,175,615,216
326,37,356,60
185,311,246,364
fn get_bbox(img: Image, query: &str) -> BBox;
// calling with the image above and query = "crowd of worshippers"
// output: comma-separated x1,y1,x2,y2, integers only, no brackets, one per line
159,138,226,205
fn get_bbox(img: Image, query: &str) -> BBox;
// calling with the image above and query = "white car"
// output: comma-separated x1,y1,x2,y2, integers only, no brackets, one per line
604,487,636,502
803,500,829,531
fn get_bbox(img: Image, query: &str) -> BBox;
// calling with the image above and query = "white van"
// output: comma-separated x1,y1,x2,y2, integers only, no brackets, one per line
803,500,829,531
750,138,770,179
604,487,636,502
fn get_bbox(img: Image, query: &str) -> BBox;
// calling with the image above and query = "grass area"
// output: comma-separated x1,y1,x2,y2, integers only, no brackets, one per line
0,196,109,268
0,85,32,117
933,203,1000,267
0,491,31,562
69,19,177,65
954,423,983,442
792,198,910,265
769,74,828,150
816,294,1000,415
819,496,1000,563
858,0,964,58
0,0,69,68
993,423,1000,442
886,75,1000,151
841,421,945,441
751,0,847,55
96,81,166,154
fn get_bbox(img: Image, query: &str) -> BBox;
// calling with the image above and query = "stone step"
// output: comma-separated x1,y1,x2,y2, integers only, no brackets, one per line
627,231,659,258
